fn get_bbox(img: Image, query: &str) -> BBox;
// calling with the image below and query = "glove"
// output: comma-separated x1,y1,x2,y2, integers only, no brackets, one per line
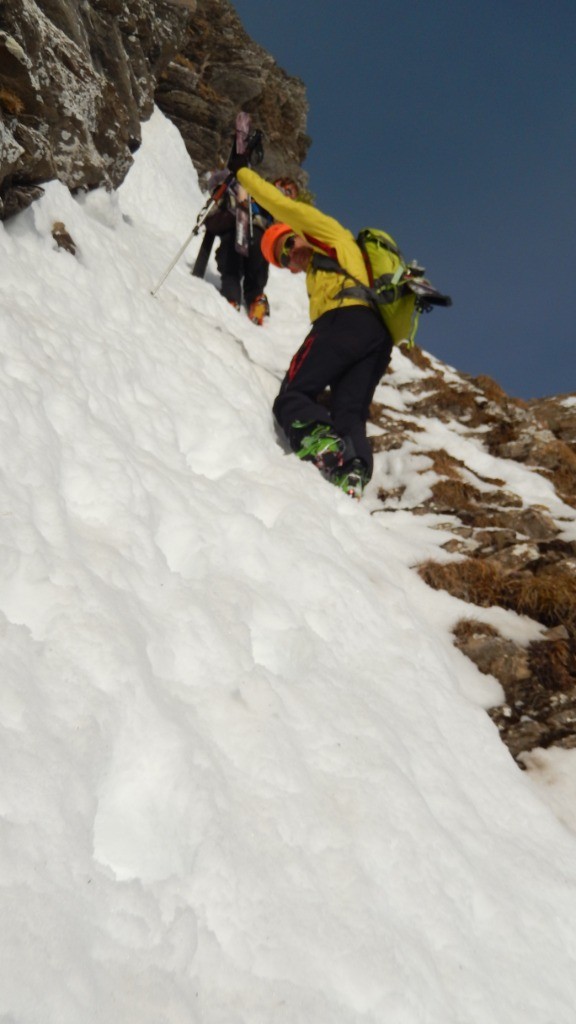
227,151,249,176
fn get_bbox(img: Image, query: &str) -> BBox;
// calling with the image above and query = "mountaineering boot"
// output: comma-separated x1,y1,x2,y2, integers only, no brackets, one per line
330,458,370,500
248,293,270,326
290,421,345,475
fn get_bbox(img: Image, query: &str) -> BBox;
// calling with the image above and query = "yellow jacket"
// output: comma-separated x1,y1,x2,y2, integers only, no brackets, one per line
237,168,371,323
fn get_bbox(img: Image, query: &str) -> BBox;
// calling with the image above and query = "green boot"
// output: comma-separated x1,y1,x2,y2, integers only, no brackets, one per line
330,459,369,500
290,421,345,474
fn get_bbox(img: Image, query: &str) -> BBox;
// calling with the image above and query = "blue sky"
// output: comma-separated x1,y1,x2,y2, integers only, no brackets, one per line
232,0,575,400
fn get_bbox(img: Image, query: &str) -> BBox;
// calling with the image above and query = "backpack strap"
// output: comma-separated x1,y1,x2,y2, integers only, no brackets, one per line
311,252,378,306
310,253,410,307
358,230,402,259
310,252,344,274
311,250,424,348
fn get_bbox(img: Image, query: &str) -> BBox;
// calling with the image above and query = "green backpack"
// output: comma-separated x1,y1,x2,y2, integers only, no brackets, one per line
312,227,452,347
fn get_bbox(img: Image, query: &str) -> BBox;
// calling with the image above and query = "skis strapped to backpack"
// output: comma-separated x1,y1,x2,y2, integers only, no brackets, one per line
234,111,252,257
192,112,263,278
312,227,452,347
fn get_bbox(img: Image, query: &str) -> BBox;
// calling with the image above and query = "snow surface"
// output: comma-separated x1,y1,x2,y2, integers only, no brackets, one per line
2,108,576,1023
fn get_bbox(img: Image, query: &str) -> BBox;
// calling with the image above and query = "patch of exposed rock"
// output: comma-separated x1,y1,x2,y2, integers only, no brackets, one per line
0,0,194,217
154,0,310,187
0,0,309,220
369,346,576,763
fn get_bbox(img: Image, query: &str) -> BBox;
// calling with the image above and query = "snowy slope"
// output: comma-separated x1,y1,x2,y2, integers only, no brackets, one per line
1,109,576,1024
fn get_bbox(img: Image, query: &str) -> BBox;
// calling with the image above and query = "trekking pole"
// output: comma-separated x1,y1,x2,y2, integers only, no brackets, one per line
248,189,254,243
150,173,234,297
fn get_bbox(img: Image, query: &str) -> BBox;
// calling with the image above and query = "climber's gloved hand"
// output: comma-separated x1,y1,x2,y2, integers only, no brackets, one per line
227,151,249,176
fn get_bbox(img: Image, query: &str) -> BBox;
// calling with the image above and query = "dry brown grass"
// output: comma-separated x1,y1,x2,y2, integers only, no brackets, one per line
427,478,520,518
470,374,527,407
506,568,576,635
51,222,76,256
419,557,576,638
0,88,24,115
413,385,478,416
470,374,507,401
410,380,500,429
453,618,499,642
420,448,505,487
370,435,403,454
401,344,433,371
419,558,505,606
424,449,465,479
369,403,425,435
428,477,485,514
369,426,425,454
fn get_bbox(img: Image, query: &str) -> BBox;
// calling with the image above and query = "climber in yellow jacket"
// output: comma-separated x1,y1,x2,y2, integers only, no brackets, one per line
234,164,394,499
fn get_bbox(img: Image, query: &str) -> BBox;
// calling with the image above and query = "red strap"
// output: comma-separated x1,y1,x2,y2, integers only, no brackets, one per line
362,249,375,286
303,233,338,260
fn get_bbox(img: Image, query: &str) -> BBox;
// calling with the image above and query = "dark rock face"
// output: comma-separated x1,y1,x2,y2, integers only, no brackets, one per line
154,0,310,187
0,0,194,217
0,0,309,218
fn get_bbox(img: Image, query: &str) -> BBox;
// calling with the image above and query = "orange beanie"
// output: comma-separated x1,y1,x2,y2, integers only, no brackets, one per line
261,222,293,267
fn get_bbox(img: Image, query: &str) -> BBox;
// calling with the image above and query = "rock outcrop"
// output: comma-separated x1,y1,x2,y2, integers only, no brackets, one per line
0,0,310,220
0,0,194,217
154,0,310,187
369,347,576,762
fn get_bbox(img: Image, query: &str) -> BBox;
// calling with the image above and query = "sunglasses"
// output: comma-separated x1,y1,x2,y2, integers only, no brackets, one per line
274,179,299,199
279,234,297,268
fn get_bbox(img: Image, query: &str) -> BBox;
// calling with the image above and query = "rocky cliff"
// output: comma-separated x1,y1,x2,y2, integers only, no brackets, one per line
154,0,310,187
0,0,309,219
0,0,196,218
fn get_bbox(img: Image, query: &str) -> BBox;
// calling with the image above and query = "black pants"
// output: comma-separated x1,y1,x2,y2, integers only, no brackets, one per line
216,227,269,307
273,305,393,477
